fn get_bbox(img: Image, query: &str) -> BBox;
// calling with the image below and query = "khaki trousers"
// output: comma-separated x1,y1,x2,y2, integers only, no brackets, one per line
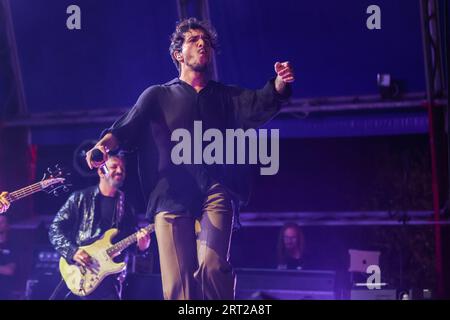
154,184,235,300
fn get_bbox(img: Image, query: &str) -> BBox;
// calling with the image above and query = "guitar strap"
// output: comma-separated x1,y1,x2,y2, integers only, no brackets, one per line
112,190,125,228
112,189,127,292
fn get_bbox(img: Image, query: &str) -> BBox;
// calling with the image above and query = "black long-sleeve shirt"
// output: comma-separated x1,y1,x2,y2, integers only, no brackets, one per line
104,77,291,220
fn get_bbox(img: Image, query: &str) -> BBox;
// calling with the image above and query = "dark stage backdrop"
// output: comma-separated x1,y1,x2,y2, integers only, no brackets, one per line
2,0,448,298
8,0,425,115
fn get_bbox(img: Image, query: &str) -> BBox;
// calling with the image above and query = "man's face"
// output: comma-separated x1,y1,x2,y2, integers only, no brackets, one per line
283,227,298,250
100,157,126,189
179,28,212,72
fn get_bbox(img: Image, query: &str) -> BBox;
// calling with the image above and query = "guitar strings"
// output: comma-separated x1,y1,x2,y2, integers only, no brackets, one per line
107,225,154,256
8,183,44,201
8,177,63,201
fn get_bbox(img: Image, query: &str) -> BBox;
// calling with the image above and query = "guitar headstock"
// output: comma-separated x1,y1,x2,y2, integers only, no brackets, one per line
40,164,72,196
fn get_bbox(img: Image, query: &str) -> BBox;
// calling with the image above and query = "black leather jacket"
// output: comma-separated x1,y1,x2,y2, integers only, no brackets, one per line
48,186,137,262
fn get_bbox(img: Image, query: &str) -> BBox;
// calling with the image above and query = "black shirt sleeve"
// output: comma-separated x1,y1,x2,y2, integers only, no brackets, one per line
101,85,160,149
228,78,292,129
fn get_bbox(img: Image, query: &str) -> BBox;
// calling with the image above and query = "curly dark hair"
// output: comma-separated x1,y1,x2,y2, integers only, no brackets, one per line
169,17,218,72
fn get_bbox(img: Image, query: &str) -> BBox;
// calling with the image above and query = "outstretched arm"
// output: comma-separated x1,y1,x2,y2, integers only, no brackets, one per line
231,61,295,129
85,85,159,169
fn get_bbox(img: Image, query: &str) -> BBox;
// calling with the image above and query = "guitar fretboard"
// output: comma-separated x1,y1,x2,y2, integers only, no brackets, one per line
107,224,154,257
6,182,43,202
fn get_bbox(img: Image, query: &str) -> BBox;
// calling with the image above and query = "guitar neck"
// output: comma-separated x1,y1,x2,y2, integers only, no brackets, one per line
6,182,44,202
107,224,154,257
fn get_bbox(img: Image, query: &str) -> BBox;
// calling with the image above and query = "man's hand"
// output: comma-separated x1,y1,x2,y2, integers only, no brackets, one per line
0,192,10,214
85,145,108,170
274,61,295,94
137,228,151,251
73,249,92,268
85,133,119,169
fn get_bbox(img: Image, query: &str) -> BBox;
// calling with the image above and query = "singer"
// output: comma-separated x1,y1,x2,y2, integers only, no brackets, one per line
86,17,295,300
